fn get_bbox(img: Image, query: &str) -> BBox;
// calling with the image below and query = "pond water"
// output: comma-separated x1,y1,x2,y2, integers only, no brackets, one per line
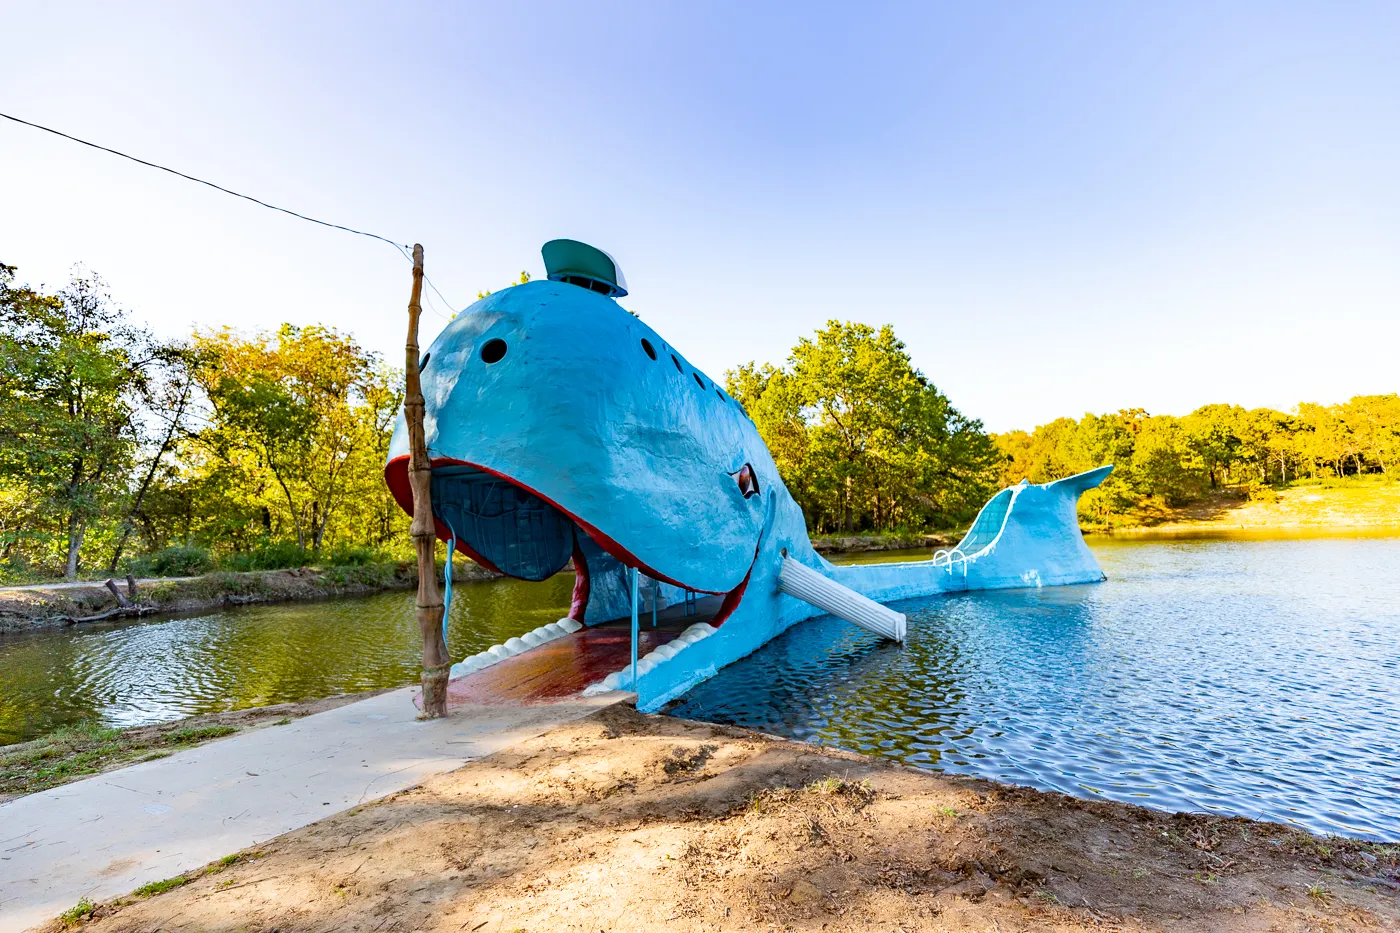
0,574,573,746
2,536,1397,840
670,535,1400,841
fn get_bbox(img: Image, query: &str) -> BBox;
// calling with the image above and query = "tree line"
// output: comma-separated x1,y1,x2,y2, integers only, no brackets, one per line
0,265,404,581
3,264,1394,581
993,397,1400,524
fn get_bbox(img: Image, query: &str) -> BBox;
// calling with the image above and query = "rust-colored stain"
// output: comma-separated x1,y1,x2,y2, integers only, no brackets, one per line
445,623,683,707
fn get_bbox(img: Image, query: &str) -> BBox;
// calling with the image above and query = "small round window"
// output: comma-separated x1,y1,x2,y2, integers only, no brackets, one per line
480,339,507,364
641,338,656,360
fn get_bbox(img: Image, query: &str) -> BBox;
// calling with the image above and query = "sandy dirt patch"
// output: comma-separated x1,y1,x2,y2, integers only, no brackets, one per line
44,705,1399,932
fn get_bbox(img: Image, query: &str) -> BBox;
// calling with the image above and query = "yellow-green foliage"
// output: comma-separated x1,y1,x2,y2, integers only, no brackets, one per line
995,397,1400,525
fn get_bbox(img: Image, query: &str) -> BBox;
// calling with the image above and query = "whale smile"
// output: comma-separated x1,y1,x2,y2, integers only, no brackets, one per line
384,454,756,626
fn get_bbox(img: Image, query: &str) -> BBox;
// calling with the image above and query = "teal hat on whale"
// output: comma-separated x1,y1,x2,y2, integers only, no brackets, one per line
541,239,628,298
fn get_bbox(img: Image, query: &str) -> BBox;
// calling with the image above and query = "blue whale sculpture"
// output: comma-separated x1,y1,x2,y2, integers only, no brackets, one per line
386,247,1112,711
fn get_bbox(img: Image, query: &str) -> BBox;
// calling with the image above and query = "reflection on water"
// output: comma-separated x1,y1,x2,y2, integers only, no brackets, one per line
4,536,1398,841
670,536,1400,841
0,575,573,745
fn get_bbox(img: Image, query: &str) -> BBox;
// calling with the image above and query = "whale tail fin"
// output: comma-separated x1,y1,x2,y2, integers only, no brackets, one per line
1044,464,1114,497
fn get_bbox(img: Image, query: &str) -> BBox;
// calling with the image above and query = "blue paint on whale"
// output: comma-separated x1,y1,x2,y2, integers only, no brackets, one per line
386,277,1112,711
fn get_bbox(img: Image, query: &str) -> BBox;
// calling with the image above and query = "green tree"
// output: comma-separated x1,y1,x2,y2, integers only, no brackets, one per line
193,325,400,555
729,321,998,534
0,266,155,578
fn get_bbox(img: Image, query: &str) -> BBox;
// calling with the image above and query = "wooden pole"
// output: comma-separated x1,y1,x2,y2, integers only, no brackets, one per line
404,243,450,718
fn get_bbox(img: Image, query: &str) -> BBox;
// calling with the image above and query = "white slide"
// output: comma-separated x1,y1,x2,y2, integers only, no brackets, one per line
777,557,907,642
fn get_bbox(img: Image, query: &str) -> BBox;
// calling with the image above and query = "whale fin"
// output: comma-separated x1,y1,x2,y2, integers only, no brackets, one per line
1045,464,1114,497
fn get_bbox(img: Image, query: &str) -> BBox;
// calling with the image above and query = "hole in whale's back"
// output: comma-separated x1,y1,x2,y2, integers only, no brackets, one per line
431,466,573,581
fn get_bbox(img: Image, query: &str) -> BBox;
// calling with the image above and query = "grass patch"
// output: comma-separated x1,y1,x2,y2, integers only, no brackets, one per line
0,720,242,798
58,897,95,926
1307,882,1333,904
133,875,188,897
206,853,241,875
166,725,238,744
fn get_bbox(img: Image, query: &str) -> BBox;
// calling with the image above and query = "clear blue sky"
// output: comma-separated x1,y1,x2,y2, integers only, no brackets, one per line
4,2,1398,431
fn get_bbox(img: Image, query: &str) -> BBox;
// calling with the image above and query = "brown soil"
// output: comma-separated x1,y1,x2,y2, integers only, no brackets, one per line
0,690,390,803
53,706,1400,933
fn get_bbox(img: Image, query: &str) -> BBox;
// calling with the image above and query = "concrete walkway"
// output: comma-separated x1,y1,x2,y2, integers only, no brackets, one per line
0,687,625,932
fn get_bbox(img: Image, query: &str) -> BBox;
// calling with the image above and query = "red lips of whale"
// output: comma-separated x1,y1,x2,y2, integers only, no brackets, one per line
383,455,750,626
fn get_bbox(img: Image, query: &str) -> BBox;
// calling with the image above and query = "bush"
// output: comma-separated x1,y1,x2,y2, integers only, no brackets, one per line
127,545,214,577
219,540,309,572
320,545,380,567
1243,481,1280,503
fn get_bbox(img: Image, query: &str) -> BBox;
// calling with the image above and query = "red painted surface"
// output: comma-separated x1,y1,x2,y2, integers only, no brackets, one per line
443,624,682,707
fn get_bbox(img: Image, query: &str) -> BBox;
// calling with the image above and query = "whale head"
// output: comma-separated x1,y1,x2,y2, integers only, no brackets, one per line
385,276,781,611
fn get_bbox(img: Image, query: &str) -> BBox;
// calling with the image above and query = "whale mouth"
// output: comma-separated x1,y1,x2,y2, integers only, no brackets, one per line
383,455,752,625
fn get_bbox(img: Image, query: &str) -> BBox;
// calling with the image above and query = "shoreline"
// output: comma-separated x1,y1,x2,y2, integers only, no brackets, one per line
35,703,1400,932
0,561,499,635
6,516,1397,635
1088,522,1400,540
0,689,392,804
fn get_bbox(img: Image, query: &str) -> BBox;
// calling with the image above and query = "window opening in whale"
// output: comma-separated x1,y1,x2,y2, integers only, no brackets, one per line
560,274,614,295
481,339,507,364
671,354,682,373
419,352,430,370
640,338,656,360
693,372,705,389
715,388,724,401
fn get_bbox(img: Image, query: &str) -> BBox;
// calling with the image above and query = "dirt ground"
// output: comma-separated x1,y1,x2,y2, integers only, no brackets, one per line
49,705,1399,933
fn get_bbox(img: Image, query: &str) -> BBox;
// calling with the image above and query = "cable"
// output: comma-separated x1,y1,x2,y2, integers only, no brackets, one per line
2,110,414,253
389,242,458,319
4,110,473,314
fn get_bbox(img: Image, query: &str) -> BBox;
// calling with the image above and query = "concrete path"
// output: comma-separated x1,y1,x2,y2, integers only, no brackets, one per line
0,687,625,932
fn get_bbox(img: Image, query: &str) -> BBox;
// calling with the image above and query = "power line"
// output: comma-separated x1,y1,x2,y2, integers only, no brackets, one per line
1,110,469,314
1,111,413,252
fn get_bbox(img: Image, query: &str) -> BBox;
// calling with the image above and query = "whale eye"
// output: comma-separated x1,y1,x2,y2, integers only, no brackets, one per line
480,339,507,364
735,463,760,499
640,338,656,360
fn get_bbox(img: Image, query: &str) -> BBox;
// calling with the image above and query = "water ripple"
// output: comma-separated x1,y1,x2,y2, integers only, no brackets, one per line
669,537,1400,841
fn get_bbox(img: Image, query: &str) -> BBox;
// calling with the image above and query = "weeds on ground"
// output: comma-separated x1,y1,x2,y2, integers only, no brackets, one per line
133,875,187,897
206,853,241,875
0,720,242,798
58,897,95,926
1308,882,1334,904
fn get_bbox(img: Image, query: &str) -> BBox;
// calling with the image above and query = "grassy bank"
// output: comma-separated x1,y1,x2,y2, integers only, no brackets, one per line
0,559,500,634
0,691,385,803
45,705,1400,932
811,530,962,553
1091,475,1400,535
